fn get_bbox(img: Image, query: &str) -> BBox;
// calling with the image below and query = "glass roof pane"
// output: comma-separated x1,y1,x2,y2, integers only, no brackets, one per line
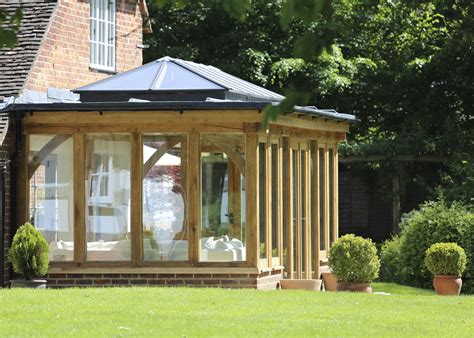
153,62,224,90
78,62,161,91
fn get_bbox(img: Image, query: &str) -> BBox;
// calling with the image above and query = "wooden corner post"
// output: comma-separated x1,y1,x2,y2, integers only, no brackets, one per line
245,133,259,268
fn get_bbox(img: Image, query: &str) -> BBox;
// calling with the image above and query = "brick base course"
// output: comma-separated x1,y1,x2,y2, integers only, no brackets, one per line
46,269,284,290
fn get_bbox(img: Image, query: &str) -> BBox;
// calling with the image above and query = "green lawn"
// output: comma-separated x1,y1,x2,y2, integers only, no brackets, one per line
1,283,473,337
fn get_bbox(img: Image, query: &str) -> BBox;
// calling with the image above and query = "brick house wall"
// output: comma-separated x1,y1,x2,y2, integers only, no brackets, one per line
24,0,143,92
1,130,14,286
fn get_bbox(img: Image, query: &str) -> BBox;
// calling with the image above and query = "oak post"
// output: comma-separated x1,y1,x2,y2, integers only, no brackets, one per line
73,133,86,262
130,132,143,264
245,133,259,268
188,131,200,265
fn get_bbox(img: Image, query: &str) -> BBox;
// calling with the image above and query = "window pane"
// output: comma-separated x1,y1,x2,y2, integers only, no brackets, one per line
319,148,326,250
29,135,74,262
281,138,289,276
258,142,266,259
301,150,306,274
85,134,131,261
143,134,187,261
292,149,297,272
329,148,335,244
271,143,278,258
200,134,246,262
310,141,316,273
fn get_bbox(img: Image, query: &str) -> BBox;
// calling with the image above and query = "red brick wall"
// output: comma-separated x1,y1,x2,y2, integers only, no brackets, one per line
24,0,143,93
47,268,284,289
1,130,14,286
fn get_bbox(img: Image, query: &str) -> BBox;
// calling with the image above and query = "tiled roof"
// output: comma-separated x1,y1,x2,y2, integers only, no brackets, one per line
0,0,57,97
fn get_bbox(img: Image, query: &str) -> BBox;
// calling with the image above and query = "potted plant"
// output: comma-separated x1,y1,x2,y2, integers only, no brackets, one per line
424,242,466,296
328,234,380,293
8,223,49,288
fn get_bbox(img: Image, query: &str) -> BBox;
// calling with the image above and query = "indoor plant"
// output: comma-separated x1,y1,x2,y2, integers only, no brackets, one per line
8,223,49,288
424,242,466,296
328,234,380,292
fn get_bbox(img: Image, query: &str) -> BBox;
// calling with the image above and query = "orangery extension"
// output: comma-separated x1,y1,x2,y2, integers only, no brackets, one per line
1,57,357,289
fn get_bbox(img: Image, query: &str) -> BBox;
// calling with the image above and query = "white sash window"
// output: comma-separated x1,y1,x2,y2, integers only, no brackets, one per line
90,0,115,71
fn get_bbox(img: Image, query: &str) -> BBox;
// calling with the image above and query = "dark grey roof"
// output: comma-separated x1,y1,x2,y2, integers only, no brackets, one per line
0,100,359,123
0,0,57,97
75,56,285,102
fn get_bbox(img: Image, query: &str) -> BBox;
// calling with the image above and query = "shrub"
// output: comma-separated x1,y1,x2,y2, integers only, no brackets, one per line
397,199,473,291
424,243,467,276
379,235,404,283
328,234,380,283
8,223,49,280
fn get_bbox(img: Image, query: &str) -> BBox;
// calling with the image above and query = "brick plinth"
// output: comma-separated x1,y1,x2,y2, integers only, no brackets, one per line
46,268,284,289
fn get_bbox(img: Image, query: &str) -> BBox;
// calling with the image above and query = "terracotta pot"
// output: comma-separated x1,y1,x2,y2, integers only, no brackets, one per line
321,272,338,291
280,279,322,291
433,275,462,296
10,279,47,289
336,282,372,293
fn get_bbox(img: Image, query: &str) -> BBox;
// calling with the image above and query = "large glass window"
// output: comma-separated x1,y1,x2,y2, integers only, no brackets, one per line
258,142,267,260
301,149,307,275
85,134,130,261
319,147,326,251
90,0,115,70
271,143,279,259
142,134,187,261
29,135,74,262
329,148,335,244
200,134,246,262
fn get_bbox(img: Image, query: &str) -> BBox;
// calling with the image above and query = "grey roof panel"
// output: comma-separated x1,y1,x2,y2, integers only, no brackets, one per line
152,61,224,90
75,56,284,102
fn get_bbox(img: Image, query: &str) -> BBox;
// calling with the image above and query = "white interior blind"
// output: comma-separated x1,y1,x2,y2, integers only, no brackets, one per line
90,0,115,71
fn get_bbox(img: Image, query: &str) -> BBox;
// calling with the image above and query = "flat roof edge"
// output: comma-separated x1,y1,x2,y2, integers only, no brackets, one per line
1,101,358,123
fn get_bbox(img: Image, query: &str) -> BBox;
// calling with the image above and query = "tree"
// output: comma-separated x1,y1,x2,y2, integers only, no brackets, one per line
145,0,473,205
0,8,22,48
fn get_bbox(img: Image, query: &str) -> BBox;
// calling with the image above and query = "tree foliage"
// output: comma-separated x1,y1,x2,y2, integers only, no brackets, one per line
0,8,22,48
145,0,473,203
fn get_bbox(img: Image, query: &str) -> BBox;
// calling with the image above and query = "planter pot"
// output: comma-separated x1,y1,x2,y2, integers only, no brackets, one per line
321,272,338,291
10,279,47,289
433,275,462,296
337,282,372,293
280,279,322,291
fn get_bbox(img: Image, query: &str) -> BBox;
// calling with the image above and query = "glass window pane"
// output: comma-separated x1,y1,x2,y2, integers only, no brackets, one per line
29,135,74,262
200,134,246,262
85,134,131,261
143,134,187,261
258,142,266,259
310,141,316,274
301,150,306,274
329,148,335,244
292,149,297,271
281,138,289,276
319,148,326,250
271,143,278,258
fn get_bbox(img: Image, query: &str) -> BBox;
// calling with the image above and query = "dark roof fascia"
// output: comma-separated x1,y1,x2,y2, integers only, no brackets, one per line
1,101,358,123
73,89,226,94
293,106,360,123
2,101,269,113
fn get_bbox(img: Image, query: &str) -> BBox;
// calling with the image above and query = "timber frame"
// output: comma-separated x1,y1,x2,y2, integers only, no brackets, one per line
15,106,349,287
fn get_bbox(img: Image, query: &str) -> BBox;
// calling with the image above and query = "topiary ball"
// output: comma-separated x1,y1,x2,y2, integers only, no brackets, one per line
424,242,467,276
328,234,380,283
8,223,49,280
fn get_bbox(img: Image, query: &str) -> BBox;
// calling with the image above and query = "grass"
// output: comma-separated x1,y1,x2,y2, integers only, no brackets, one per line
1,283,473,337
